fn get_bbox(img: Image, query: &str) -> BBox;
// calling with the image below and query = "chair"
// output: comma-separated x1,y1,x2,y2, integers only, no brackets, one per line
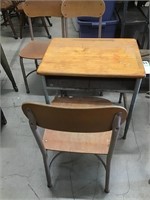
22,96,127,193
61,0,105,37
0,0,18,39
12,0,51,39
61,0,105,98
19,0,64,93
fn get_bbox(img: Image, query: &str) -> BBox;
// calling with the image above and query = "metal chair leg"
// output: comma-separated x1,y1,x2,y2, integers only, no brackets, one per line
118,92,123,103
104,160,111,193
20,57,30,93
5,10,18,39
43,153,52,188
60,90,68,97
46,17,52,27
41,17,51,39
19,12,25,39
34,59,39,68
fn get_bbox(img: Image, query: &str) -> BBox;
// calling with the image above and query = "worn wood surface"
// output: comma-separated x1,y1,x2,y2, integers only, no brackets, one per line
37,38,145,78
43,129,112,154
51,96,112,108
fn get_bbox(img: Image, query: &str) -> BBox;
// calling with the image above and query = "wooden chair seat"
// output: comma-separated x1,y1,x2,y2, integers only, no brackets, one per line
50,97,113,143
51,96,112,108
19,40,50,59
43,129,112,154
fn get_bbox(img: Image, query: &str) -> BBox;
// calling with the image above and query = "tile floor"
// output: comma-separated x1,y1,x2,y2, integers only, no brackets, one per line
0,16,150,200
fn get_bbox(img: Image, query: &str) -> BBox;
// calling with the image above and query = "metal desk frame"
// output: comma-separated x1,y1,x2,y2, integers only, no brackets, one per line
38,38,145,139
42,75,142,139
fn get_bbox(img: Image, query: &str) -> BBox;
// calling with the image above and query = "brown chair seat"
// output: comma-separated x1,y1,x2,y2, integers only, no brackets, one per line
51,96,112,108
19,40,50,60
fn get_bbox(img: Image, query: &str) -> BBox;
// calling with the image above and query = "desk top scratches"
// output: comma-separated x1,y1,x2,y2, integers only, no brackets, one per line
37,38,145,78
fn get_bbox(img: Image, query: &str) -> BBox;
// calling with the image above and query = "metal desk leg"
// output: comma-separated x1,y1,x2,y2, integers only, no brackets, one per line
1,45,18,92
42,76,50,104
123,78,142,139
20,57,30,93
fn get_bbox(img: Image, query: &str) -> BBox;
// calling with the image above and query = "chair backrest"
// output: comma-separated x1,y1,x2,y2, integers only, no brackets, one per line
22,102,127,133
0,0,13,9
23,0,62,18
22,0,64,39
61,0,105,37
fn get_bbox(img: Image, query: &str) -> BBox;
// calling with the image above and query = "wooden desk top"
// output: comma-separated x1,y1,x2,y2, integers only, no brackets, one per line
37,38,145,78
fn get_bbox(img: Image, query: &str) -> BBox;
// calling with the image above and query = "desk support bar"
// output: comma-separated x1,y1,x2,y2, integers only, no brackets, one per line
123,78,142,139
42,76,50,104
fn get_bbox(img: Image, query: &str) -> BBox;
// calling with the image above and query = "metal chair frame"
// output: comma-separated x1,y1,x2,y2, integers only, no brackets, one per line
19,0,64,93
61,0,105,38
22,98,127,193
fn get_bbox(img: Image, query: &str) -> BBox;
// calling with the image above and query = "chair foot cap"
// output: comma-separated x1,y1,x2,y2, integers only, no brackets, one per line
104,189,110,193
47,184,52,188
26,91,30,94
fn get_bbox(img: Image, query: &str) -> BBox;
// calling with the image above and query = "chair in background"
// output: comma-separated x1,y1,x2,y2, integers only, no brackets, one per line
22,96,127,193
61,0,127,105
12,0,52,39
61,0,105,37
19,0,64,93
0,0,18,39
39,0,105,100
61,0,105,98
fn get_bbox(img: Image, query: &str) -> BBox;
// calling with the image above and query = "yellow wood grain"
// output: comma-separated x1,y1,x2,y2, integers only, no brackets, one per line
37,38,145,78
